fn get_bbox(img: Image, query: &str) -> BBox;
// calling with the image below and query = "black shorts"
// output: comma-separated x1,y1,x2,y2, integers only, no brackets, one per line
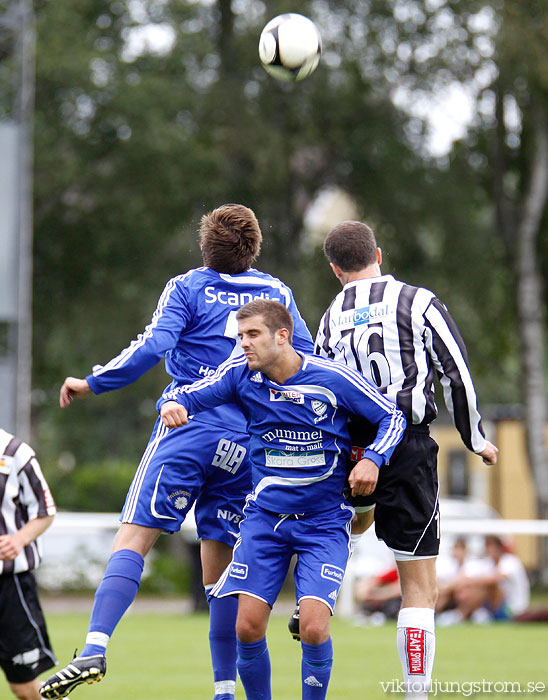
347,421,440,558
0,571,56,684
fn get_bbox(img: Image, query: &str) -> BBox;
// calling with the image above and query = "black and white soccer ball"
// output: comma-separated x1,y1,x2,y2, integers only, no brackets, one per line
259,13,321,82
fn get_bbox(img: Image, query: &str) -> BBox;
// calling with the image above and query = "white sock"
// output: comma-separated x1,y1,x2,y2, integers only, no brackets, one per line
397,607,435,699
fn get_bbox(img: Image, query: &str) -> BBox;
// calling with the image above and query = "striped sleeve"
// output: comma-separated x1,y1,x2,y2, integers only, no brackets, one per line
17,447,56,519
424,298,486,452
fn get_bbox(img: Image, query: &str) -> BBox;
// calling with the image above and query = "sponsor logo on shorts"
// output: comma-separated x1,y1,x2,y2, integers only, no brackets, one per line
265,449,326,468
167,489,191,511
12,648,40,666
217,509,242,524
229,563,248,579
269,388,304,404
321,563,344,583
406,628,425,674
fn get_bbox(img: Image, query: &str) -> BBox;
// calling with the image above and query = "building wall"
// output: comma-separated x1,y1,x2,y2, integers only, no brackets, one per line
432,419,541,570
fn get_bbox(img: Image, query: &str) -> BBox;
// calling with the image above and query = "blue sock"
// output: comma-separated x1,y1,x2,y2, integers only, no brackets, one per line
301,638,333,700
237,638,271,700
81,549,144,657
207,591,238,700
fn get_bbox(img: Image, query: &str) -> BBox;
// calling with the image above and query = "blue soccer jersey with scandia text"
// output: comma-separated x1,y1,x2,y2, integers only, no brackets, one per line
85,267,314,431
159,354,406,513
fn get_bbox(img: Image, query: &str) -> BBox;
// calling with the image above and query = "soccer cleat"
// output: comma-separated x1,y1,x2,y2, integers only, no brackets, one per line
288,606,300,641
40,652,106,699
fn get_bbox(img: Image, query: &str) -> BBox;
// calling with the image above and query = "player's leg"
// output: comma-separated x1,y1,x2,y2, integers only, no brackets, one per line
299,599,333,700
9,678,42,700
211,503,292,700
193,425,251,700
201,539,238,700
39,523,161,700
372,428,439,700
396,558,438,700
1,572,57,700
41,418,192,699
294,504,354,700
235,594,272,700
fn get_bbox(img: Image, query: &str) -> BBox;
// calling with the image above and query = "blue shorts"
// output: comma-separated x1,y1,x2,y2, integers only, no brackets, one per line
121,416,251,546
212,500,355,612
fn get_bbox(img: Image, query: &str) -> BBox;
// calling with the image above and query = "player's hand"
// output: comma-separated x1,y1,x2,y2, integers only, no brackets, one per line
348,458,379,497
0,534,23,561
479,440,498,466
160,400,189,428
60,377,92,408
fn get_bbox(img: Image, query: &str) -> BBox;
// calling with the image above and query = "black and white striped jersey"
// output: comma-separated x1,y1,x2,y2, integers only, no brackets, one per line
0,429,56,574
315,274,487,453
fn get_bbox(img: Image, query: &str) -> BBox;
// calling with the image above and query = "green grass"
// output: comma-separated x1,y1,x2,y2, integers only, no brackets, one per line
8,611,547,700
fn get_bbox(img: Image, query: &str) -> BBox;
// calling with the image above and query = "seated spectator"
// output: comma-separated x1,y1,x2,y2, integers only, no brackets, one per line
436,538,486,613
438,534,530,625
354,564,402,621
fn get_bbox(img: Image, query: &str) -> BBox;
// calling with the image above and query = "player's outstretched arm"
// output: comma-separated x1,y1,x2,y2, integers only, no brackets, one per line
160,400,189,428
59,377,92,407
478,440,498,466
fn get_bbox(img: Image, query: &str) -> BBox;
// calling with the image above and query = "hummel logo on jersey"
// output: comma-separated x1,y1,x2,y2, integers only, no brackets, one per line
250,372,263,383
304,676,323,687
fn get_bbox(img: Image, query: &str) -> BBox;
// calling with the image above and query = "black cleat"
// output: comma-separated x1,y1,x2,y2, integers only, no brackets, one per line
40,653,106,699
288,606,300,641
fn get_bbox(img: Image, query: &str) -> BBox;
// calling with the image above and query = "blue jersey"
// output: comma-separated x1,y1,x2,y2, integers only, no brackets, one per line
86,267,314,431
159,354,406,514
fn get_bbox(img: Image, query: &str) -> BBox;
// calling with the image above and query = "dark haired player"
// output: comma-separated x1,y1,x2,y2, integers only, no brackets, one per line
0,429,57,700
159,299,406,700
40,205,313,700
315,221,498,699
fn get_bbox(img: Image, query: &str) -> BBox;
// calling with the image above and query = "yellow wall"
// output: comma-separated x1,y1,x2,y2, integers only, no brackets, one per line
432,420,540,569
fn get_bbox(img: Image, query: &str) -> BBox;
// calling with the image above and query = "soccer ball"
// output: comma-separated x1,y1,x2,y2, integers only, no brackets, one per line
259,13,321,82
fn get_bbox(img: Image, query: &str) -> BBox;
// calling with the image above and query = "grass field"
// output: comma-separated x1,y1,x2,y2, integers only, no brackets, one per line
9,608,546,700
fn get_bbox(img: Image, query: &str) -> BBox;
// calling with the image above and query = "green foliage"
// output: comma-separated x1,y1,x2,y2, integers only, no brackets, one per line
45,459,136,511
31,0,547,476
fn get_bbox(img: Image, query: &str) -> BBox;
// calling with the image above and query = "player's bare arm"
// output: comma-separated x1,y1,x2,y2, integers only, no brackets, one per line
0,514,54,560
60,376,92,407
478,440,498,466
160,400,189,428
348,458,379,497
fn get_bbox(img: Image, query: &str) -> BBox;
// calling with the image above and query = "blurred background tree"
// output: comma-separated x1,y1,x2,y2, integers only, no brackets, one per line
30,0,546,514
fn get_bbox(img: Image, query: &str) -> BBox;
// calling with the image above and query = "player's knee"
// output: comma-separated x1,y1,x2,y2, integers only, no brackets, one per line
299,617,330,645
236,616,264,643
